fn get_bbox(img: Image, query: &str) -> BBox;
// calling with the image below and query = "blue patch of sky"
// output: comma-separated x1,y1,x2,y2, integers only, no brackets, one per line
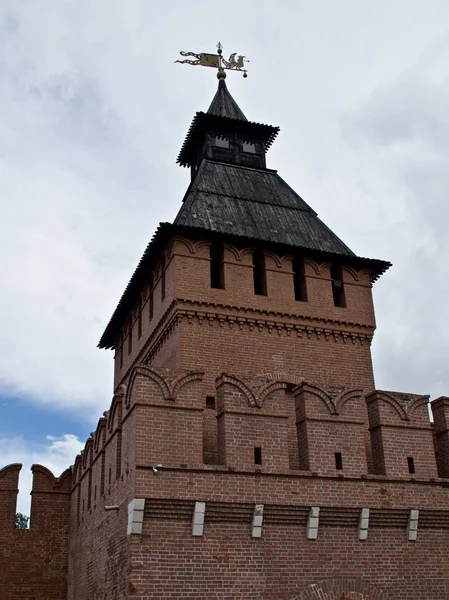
0,393,91,442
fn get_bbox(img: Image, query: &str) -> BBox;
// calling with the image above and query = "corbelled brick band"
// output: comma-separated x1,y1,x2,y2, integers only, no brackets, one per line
294,579,392,599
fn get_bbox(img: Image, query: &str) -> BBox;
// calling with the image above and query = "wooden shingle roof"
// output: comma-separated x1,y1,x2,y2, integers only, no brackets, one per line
175,159,356,256
207,79,248,121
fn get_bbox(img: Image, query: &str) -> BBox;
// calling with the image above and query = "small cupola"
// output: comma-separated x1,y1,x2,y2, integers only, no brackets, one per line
177,75,279,180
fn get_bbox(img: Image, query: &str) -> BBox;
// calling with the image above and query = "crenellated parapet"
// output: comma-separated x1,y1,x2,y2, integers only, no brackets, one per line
294,383,367,476
0,463,71,531
128,365,205,468
30,464,71,531
69,367,445,510
216,373,290,471
0,463,21,529
366,390,437,478
0,463,71,599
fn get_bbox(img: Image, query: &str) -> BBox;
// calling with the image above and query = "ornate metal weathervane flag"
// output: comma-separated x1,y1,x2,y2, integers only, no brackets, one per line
175,42,249,78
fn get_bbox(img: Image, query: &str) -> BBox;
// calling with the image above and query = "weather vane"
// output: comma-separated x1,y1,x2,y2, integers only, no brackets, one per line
175,41,249,79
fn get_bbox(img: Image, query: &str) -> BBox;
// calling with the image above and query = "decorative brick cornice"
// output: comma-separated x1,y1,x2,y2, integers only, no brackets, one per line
175,306,372,346
116,297,374,391
177,298,375,332
295,579,392,599
142,497,449,536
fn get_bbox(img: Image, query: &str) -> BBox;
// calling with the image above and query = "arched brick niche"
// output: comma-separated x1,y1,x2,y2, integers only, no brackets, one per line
293,579,392,599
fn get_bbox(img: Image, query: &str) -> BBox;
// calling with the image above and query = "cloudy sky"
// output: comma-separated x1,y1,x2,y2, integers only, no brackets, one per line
1,0,449,514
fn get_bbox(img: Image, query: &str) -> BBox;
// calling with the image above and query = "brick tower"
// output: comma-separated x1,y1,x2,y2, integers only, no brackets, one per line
3,72,449,600
66,75,449,600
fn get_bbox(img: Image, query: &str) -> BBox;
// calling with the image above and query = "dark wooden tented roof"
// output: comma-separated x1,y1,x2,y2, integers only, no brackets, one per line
174,159,355,256
207,79,247,121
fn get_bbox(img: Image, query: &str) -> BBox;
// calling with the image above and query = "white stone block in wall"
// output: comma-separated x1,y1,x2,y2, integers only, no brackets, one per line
307,506,320,540
252,504,264,538
127,498,145,535
192,501,206,536
407,509,419,541
358,508,370,541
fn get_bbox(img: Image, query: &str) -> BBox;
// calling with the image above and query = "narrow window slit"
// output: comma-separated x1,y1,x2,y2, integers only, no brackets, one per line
210,240,225,289
254,447,262,466
335,452,343,470
206,396,216,410
253,250,267,296
407,457,415,474
293,256,307,302
331,264,346,307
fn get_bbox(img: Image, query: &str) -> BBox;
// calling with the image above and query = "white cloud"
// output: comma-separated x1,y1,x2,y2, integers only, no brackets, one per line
0,434,84,516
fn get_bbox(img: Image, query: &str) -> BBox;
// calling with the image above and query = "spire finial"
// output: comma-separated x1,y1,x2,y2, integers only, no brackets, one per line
175,42,249,79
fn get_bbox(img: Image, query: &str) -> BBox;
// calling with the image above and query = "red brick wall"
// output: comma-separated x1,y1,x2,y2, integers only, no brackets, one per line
179,317,375,392
67,388,136,600
0,464,71,600
128,519,449,599
67,388,142,599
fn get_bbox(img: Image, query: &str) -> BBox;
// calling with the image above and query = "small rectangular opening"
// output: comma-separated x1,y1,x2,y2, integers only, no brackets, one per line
407,457,415,474
206,396,216,410
253,250,267,296
210,240,225,289
331,264,346,307
335,452,343,470
243,141,256,153
254,447,262,466
215,136,230,149
293,256,308,302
